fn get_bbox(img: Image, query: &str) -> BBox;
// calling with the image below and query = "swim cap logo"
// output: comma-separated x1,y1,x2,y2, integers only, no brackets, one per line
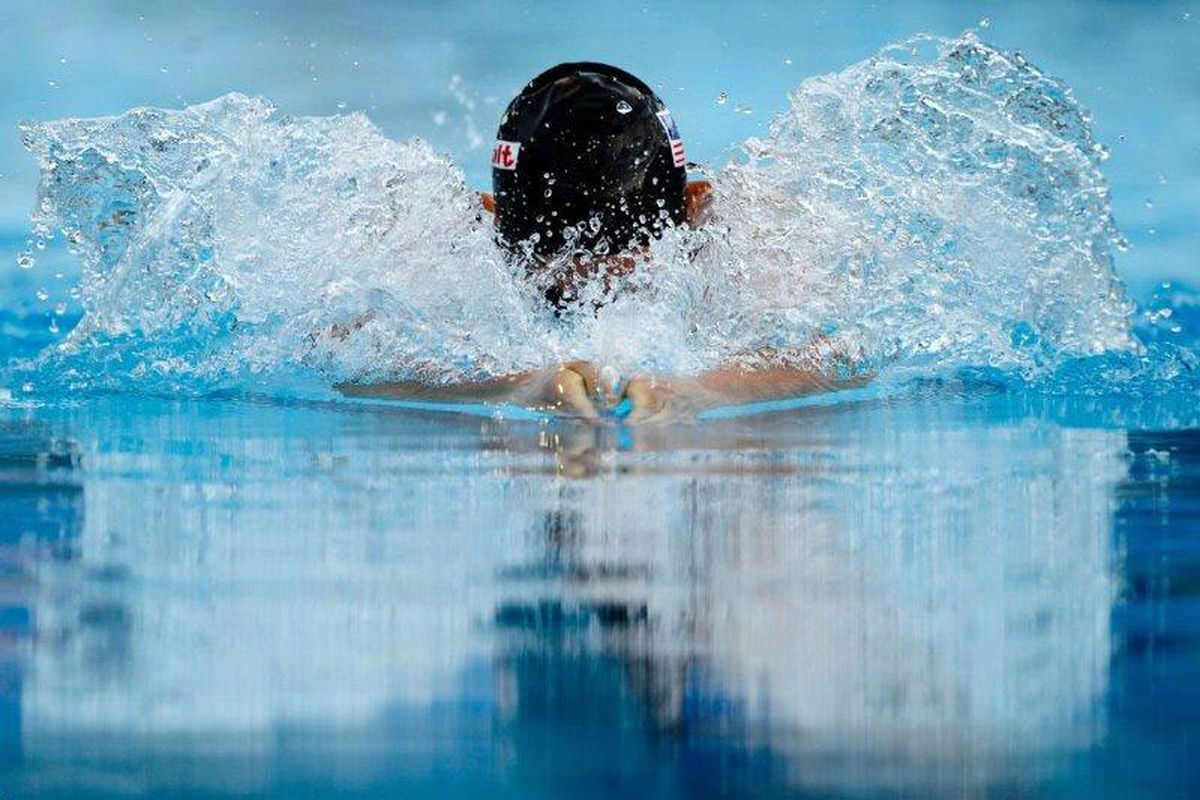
656,110,686,167
492,140,520,170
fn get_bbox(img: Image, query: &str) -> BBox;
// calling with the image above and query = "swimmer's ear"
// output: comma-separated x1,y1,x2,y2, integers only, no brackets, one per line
480,192,496,216
684,181,713,227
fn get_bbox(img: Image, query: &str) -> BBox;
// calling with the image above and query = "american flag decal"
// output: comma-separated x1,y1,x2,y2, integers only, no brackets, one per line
670,139,686,167
657,110,687,167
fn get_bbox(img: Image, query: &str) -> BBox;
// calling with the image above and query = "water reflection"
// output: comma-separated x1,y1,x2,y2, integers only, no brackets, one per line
0,397,1126,797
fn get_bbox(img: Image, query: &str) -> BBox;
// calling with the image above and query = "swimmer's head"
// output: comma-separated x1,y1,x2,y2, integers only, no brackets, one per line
491,62,688,272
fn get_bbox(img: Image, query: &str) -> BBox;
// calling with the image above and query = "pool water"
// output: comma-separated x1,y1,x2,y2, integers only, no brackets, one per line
2,1,1199,797
1,387,1198,798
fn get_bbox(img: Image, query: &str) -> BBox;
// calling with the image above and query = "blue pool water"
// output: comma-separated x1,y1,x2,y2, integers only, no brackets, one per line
2,1,1199,797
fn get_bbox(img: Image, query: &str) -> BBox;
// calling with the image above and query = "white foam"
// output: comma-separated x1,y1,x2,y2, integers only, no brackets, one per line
19,34,1136,393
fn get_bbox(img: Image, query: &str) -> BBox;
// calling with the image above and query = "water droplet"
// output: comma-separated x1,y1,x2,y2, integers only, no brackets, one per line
59,56,68,64
978,16,991,28
21,383,34,393
1144,198,1154,209
35,289,49,301
47,80,58,89
615,100,632,114
16,252,34,269
54,301,67,316
784,58,793,65
48,317,59,334
716,91,728,105
544,189,552,198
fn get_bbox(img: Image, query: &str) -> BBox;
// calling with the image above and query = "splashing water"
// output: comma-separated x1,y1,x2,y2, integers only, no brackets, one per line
10,34,1193,399
696,33,1136,378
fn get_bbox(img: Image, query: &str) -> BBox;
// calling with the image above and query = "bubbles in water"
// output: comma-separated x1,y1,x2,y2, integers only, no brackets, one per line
16,252,34,269
615,100,632,114
716,91,728,105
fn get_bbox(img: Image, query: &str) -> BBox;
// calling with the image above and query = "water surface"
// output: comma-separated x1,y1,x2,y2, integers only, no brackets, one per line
1,390,1197,798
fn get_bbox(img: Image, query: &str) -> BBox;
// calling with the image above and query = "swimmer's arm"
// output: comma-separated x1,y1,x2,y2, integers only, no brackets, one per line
337,362,603,418
621,365,851,422
621,343,869,422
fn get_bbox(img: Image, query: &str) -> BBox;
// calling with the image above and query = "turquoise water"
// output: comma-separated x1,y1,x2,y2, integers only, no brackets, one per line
2,388,1198,798
2,1,1199,797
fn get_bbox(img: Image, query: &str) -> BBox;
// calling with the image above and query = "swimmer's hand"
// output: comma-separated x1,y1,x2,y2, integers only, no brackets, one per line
521,361,614,418
618,375,711,424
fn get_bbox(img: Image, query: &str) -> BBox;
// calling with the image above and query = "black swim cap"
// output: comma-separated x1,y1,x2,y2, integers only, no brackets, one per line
492,62,688,261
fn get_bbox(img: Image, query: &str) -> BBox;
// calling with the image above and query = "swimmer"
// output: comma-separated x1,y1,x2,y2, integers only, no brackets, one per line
342,62,864,421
